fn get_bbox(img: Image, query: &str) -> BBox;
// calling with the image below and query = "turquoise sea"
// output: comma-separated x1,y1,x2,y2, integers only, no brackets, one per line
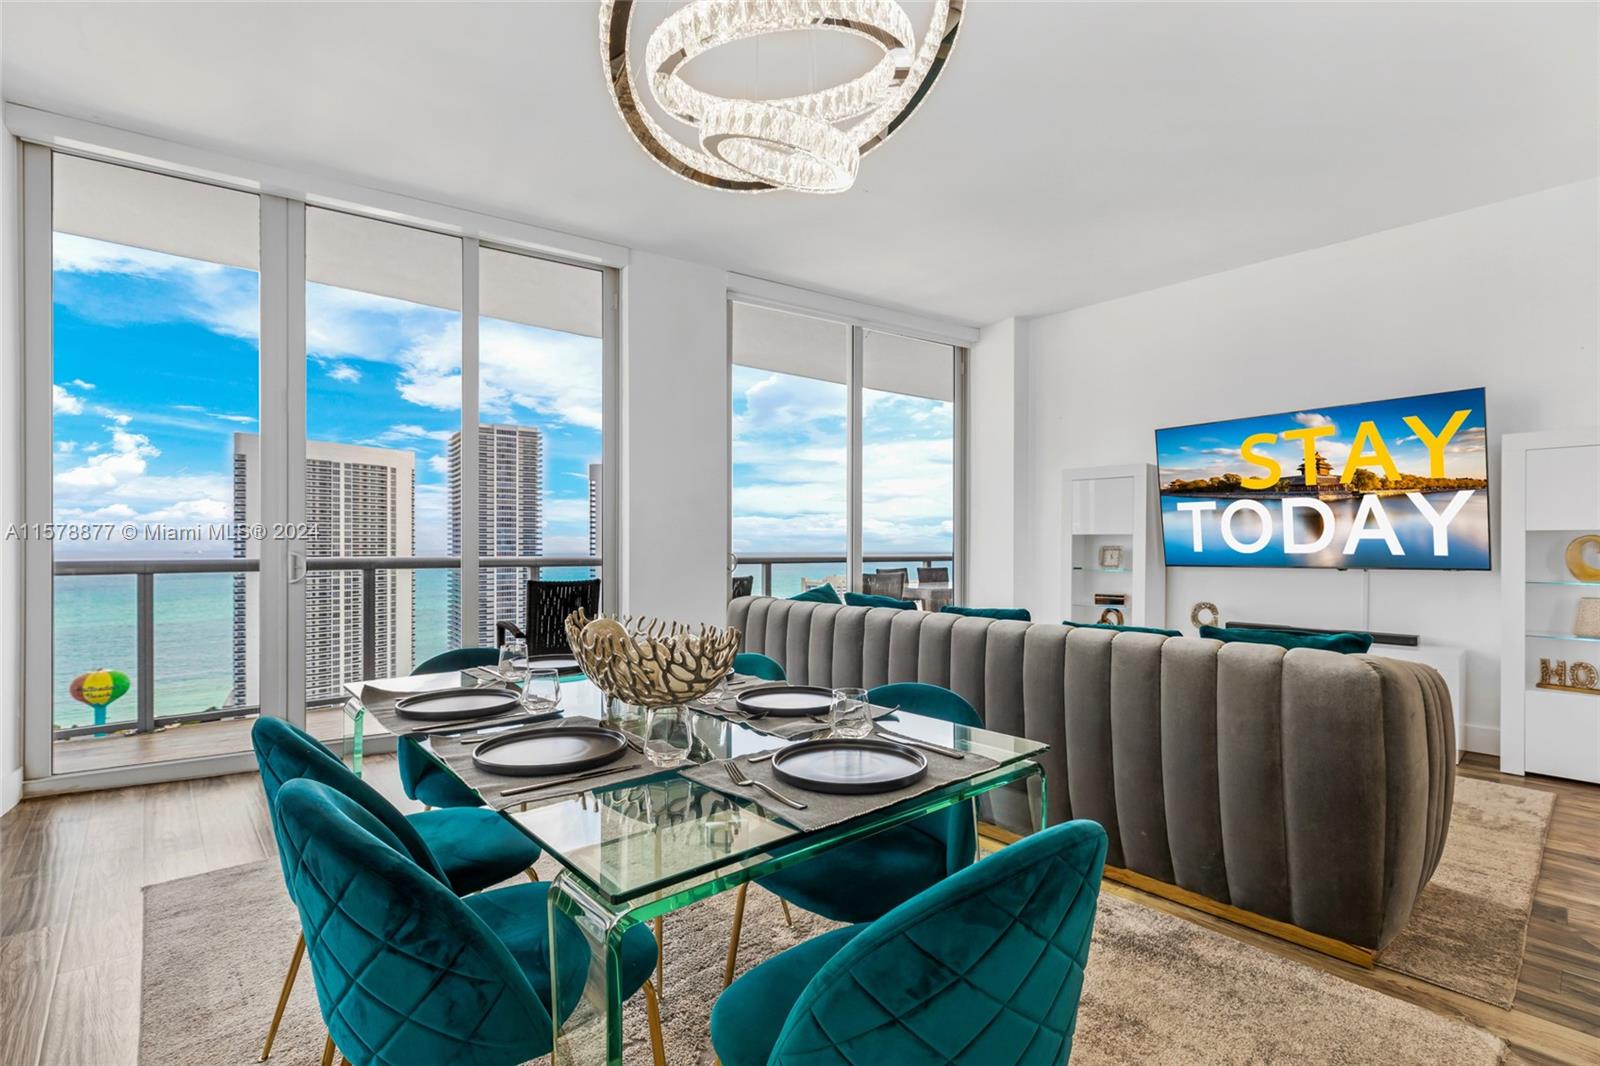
52,567,592,729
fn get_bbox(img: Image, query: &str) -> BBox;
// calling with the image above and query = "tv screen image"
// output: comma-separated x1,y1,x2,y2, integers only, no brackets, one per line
1155,387,1490,570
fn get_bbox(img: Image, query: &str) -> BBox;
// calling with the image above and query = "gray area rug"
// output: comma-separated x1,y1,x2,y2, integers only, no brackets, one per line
1378,776,1555,1007
141,856,1513,1065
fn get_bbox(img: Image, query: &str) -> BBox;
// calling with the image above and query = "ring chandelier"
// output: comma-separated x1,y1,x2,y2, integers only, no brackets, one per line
600,0,964,193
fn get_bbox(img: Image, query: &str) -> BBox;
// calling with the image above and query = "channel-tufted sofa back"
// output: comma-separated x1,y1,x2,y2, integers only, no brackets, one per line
728,596,1455,952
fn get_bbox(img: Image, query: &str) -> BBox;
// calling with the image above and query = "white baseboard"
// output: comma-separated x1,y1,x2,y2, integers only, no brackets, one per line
1462,722,1500,758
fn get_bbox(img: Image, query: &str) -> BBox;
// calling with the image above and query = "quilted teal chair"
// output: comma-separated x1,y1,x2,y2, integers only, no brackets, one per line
250,716,542,1060
732,651,786,682
711,819,1108,1066
273,777,665,1066
724,682,982,984
398,647,501,810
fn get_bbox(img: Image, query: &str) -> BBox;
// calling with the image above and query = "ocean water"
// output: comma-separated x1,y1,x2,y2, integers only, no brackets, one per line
54,569,456,729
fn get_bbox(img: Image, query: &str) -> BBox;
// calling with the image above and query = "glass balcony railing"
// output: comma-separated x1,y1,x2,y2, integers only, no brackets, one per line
731,552,955,599
51,554,601,741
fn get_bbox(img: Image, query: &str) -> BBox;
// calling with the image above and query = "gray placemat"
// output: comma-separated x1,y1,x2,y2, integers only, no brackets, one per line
680,740,998,833
426,716,663,812
353,680,559,739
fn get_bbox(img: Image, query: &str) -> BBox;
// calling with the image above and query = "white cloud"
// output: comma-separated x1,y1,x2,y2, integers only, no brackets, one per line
52,384,85,415
327,363,362,383
427,454,450,477
55,428,158,490
56,441,76,454
69,379,95,391
1292,412,1334,428
53,233,260,341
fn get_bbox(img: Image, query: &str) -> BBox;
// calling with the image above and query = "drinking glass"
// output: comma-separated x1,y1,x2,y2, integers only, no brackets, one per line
498,637,530,691
523,667,561,710
830,687,872,738
643,705,694,767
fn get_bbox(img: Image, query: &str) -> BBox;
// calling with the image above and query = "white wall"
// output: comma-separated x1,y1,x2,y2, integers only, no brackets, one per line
1012,180,1599,755
0,29,23,814
618,251,731,627
966,318,1030,605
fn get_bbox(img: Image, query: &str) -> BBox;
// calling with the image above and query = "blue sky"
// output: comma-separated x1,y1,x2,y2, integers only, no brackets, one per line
1154,387,1488,487
51,234,601,557
53,233,955,562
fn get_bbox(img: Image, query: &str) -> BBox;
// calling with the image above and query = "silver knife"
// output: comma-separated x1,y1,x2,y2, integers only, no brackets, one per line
499,764,631,798
876,727,966,759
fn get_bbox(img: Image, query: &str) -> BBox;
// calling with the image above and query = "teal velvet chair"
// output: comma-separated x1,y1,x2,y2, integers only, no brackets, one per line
272,777,665,1066
732,651,786,682
250,716,542,1060
398,647,501,810
711,819,1108,1066
724,682,983,985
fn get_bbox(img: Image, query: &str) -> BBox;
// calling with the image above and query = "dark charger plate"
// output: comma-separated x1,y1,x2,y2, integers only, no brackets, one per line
513,653,582,674
393,687,521,722
471,725,630,777
770,737,928,795
734,684,834,718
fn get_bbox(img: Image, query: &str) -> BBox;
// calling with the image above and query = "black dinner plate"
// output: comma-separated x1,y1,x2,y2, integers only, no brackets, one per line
393,687,522,722
734,685,834,718
470,725,630,777
770,737,928,795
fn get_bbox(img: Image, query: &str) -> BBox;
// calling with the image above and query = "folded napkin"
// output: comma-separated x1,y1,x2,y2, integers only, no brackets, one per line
680,739,997,833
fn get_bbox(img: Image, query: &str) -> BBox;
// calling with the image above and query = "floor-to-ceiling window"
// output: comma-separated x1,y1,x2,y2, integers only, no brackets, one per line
729,302,962,600
730,304,850,597
474,246,606,642
23,143,615,786
47,155,261,773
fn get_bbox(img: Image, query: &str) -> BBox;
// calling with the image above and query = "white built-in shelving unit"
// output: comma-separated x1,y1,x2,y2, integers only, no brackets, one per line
1062,463,1165,629
1500,427,1600,783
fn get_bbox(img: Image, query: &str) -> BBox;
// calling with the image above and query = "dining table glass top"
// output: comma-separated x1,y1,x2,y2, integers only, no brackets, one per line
342,671,1048,908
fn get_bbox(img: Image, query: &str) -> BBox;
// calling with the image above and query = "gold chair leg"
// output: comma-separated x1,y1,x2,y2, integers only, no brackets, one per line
723,882,748,988
779,899,794,927
653,915,665,997
641,978,667,1066
320,1035,335,1066
525,867,540,882
259,932,305,1061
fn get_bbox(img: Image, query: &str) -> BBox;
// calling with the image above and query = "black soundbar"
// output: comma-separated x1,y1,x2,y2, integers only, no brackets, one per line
1225,620,1419,648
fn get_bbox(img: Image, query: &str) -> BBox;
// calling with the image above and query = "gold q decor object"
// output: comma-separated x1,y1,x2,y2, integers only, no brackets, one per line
1565,534,1600,582
565,610,741,708
1191,602,1221,628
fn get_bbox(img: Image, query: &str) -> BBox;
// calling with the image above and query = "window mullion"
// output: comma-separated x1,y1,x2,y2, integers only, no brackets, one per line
460,238,481,646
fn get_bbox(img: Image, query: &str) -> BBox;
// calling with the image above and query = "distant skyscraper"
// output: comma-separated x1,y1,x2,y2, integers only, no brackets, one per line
232,434,415,705
447,424,544,647
588,463,602,560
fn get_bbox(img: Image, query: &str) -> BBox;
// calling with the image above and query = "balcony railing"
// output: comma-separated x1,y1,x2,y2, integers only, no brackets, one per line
51,554,600,740
732,552,955,598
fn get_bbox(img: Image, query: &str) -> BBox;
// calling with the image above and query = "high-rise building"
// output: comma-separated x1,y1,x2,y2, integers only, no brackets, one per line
588,462,602,560
447,424,544,646
232,434,415,705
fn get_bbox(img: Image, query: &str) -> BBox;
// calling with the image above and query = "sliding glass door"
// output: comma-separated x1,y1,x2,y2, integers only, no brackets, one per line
22,147,614,786
729,302,962,601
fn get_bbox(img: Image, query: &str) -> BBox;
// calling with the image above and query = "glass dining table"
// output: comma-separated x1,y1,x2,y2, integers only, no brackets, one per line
341,673,1049,1066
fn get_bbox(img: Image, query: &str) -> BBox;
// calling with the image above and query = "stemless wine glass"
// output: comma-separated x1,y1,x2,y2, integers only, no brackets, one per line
523,667,561,710
498,637,530,694
643,705,693,767
830,687,872,738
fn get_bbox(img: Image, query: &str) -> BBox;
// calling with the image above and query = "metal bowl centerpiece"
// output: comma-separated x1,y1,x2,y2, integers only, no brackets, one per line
565,609,741,709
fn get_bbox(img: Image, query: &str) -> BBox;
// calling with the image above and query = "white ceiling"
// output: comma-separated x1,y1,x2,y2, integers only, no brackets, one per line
4,2,1595,326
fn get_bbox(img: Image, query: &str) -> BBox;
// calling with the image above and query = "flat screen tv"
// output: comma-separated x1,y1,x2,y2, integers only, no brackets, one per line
1155,387,1490,570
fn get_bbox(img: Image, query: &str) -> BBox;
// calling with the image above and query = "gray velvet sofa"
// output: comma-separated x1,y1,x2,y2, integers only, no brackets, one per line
727,596,1455,957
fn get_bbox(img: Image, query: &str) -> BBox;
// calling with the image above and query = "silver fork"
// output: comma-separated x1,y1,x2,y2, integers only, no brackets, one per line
721,759,807,810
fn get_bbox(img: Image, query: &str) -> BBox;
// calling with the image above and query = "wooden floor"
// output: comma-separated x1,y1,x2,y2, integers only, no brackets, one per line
50,706,362,775
1,753,1596,1065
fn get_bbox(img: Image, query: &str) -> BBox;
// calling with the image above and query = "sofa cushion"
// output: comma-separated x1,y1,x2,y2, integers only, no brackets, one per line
1064,620,1181,637
942,605,1032,621
791,583,841,604
1201,625,1374,654
844,592,917,610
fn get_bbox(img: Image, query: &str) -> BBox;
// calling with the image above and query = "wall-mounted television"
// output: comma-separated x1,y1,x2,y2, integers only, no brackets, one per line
1155,387,1490,570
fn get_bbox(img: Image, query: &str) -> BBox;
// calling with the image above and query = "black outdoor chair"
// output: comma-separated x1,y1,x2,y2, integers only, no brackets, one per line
862,571,907,598
495,578,600,656
731,575,753,599
917,566,950,584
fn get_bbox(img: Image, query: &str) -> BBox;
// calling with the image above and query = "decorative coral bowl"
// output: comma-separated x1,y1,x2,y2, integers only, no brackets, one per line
564,610,741,709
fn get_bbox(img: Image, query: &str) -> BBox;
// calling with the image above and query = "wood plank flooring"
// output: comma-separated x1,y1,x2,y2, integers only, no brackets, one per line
0,754,1596,1064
